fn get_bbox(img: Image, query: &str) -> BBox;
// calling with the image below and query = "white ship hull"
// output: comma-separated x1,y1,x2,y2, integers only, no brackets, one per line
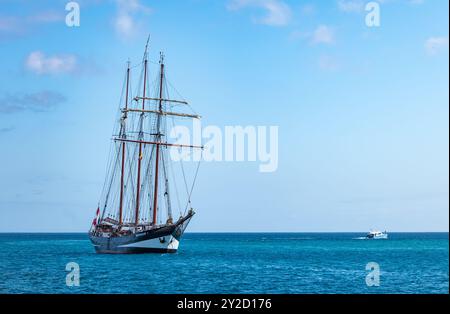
119,235,179,250
370,234,388,240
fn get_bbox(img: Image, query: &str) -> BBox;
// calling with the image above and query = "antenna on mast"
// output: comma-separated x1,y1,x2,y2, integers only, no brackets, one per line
143,35,150,60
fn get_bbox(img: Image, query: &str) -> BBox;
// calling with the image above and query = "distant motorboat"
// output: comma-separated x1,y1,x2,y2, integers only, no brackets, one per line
366,230,388,240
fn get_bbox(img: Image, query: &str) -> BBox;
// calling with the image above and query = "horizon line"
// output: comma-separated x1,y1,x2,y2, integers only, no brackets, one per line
0,231,448,234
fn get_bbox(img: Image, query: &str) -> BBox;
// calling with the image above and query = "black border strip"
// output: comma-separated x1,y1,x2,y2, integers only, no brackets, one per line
0,294,448,311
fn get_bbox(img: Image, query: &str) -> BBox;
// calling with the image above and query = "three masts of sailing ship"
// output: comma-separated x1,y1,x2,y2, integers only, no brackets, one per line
89,41,202,254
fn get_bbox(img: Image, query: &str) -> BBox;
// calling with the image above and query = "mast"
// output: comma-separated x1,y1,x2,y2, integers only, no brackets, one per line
135,41,149,226
161,148,172,223
118,62,130,225
152,52,164,225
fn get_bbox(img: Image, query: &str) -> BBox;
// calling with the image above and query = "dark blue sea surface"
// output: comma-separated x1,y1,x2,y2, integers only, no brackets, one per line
0,233,448,294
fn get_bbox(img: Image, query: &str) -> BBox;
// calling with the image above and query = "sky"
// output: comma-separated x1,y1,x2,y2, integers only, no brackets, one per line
0,0,448,232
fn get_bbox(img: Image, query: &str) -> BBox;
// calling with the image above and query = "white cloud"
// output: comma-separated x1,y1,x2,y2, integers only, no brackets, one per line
28,11,65,23
337,0,425,15
114,0,152,39
337,0,365,13
425,36,449,56
0,91,66,114
290,25,336,45
312,25,335,45
25,51,77,75
115,14,134,37
227,0,292,26
0,11,64,39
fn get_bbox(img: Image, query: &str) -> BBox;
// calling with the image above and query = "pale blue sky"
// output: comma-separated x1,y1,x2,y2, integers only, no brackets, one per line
0,0,448,232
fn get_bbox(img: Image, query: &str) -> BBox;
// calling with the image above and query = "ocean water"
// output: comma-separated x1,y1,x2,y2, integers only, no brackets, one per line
0,233,447,294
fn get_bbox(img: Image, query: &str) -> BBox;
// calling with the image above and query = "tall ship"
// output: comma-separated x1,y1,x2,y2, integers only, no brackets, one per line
89,40,202,253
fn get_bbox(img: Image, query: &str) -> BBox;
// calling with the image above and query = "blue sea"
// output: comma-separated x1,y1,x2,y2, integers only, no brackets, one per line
0,233,448,294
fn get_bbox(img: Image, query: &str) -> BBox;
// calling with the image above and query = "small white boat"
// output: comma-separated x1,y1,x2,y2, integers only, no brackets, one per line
365,230,388,239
